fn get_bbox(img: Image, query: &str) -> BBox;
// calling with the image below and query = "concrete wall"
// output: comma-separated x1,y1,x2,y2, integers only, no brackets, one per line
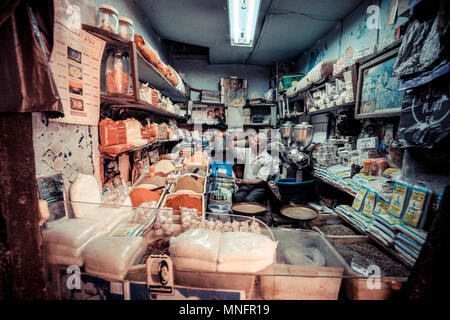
173,57,271,100
296,0,408,74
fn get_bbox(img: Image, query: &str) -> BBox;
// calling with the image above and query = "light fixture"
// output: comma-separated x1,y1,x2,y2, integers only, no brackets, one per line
228,0,261,47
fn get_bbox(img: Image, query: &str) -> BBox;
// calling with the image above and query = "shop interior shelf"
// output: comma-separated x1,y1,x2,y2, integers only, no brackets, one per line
100,139,182,158
101,95,186,120
313,173,356,197
307,102,355,116
136,50,188,102
82,24,189,103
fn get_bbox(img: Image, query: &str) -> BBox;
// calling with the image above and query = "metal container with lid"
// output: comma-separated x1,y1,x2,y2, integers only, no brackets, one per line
294,122,314,149
96,4,119,34
280,122,293,139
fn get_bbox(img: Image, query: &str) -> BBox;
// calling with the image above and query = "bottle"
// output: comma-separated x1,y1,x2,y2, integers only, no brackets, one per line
370,161,379,176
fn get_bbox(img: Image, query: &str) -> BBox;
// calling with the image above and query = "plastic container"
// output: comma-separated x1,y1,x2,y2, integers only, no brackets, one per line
259,229,345,300
275,178,315,203
378,159,388,176
118,16,134,41
96,4,119,34
370,161,379,176
105,49,130,94
363,160,372,176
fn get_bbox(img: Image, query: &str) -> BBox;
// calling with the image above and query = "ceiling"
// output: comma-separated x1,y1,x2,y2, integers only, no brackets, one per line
135,0,363,66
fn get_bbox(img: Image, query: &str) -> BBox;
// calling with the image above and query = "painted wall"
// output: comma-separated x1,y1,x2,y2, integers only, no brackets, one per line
296,0,408,74
173,57,271,100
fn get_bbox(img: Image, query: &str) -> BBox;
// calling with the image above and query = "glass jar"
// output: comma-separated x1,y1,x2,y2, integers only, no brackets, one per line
96,4,119,34
370,161,379,176
118,16,134,41
105,49,130,94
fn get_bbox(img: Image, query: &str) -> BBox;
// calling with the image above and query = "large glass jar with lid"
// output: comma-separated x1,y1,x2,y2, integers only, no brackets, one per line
105,49,130,94
118,16,134,41
96,4,119,34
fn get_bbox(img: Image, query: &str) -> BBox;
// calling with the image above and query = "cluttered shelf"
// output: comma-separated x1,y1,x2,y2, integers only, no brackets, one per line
135,50,188,102
313,172,356,197
307,102,355,116
82,24,189,103
101,95,186,120
99,139,182,158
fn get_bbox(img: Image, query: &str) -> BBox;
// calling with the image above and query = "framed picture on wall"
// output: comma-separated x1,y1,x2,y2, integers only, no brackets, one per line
355,42,404,118
221,77,247,108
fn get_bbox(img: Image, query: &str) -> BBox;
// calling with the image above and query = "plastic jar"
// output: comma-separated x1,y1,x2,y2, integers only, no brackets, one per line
378,159,388,176
363,160,372,176
105,49,130,94
118,16,134,41
370,161,379,176
96,4,119,34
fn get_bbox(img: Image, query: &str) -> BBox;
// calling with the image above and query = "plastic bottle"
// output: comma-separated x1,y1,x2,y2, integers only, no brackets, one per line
378,159,388,176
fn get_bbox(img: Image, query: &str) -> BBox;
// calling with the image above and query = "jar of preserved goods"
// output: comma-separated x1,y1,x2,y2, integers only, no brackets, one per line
370,161,379,176
96,4,119,34
105,49,130,94
118,16,134,41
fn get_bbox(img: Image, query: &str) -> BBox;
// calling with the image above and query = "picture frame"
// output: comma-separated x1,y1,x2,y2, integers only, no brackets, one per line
355,42,404,119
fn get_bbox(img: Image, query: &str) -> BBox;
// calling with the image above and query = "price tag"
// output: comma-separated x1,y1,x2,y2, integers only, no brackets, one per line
146,255,174,296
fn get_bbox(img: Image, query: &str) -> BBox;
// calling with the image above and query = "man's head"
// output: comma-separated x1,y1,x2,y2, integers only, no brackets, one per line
249,132,268,154
230,79,240,91
214,108,220,116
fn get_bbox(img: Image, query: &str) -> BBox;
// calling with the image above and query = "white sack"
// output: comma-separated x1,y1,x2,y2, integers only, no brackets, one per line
307,59,337,84
169,229,221,262
70,174,101,218
171,257,217,272
83,236,145,280
43,218,103,248
217,232,277,264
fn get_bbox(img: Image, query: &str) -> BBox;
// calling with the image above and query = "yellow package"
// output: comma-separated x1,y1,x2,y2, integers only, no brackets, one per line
402,186,431,228
361,190,377,218
387,181,411,218
352,187,368,211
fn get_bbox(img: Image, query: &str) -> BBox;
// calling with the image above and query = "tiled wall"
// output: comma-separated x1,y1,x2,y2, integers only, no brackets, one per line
32,113,100,189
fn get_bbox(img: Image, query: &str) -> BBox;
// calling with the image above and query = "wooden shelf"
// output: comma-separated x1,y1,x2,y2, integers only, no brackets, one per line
82,24,189,103
100,139,182,158
355,110,401,119
101,95,186,120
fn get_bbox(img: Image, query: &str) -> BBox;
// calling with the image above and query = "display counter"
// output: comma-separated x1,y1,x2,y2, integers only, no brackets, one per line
42,200,410,300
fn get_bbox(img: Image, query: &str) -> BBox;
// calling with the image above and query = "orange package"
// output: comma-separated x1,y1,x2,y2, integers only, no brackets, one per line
164,66,179,86
129,188,162,207
99,118,127,146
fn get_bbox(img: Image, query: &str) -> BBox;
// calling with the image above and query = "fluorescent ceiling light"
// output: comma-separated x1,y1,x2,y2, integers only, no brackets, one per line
228,0,261,47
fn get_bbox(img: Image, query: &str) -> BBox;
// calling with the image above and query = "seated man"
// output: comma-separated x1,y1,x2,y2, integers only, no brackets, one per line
228,132,277,204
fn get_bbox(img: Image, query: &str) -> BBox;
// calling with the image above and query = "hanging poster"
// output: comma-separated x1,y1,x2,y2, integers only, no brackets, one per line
49,0,106,125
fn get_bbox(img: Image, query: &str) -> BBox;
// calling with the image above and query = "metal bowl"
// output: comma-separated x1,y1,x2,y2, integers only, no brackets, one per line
280,204,319,221
231,202,267,216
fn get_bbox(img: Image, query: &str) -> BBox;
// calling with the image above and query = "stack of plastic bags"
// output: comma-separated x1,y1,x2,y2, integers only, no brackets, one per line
394,224,428,265
335,187,374,232
169,228,277,274
43,218,104,266
82,233,147,281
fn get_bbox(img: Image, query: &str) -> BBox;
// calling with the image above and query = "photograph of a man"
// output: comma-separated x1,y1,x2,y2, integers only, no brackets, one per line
224,78,246,107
